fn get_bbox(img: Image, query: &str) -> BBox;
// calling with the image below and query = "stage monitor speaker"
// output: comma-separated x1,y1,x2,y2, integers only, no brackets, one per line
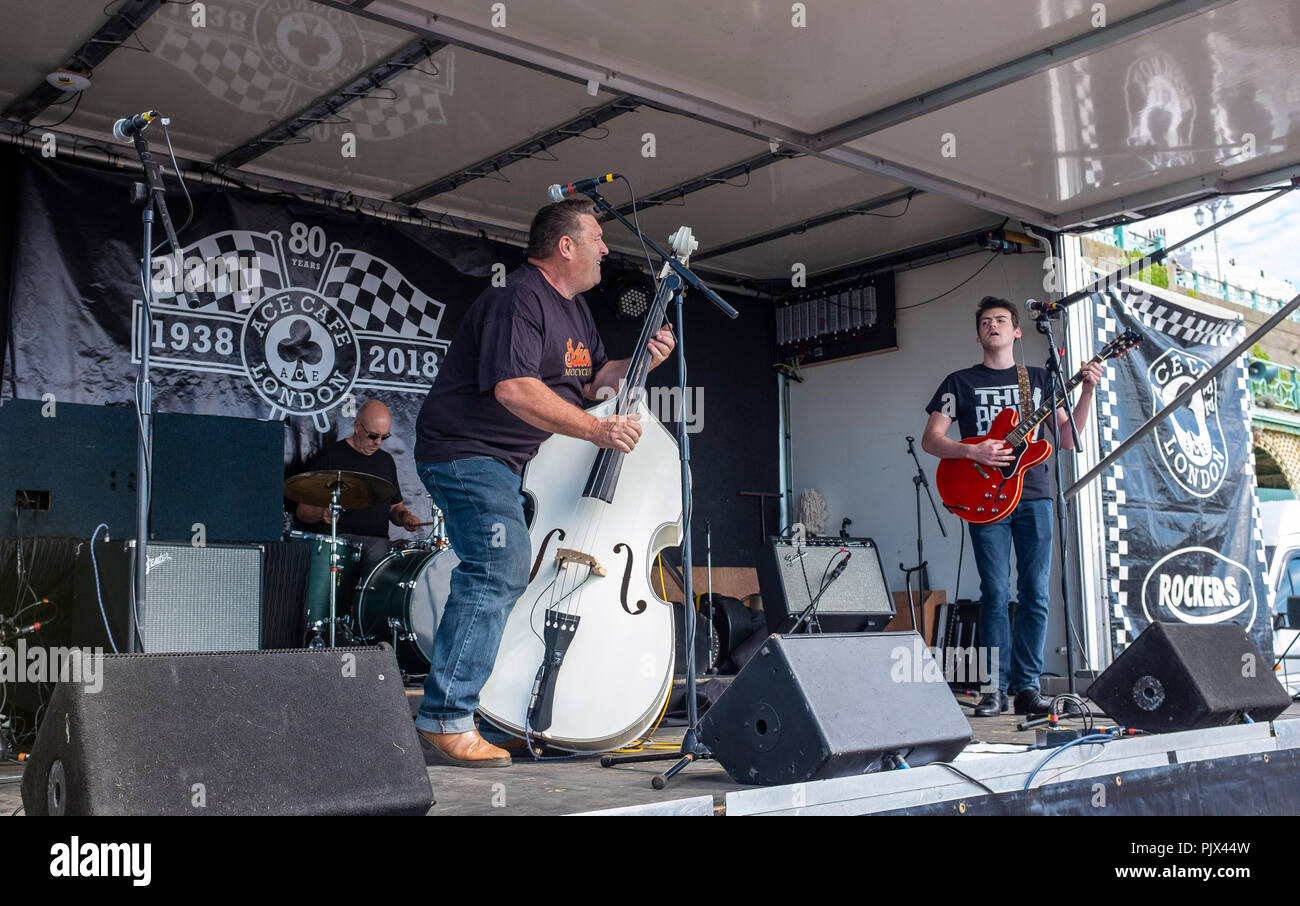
699,632,971,785
73,541,262,653
1090,622,1291,732
21,647,433,816
758,537,894,634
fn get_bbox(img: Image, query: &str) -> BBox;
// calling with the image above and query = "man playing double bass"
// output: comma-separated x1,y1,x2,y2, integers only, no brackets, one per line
412,198,675,767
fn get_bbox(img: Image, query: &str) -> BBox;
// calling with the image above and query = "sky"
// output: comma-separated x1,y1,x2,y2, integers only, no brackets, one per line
1099,190,1300,304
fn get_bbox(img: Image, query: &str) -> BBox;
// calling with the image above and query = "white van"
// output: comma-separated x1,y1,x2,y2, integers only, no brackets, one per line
1259,499,1300,697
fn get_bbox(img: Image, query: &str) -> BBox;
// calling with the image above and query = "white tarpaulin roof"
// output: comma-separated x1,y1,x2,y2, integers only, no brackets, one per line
3,0,1298,279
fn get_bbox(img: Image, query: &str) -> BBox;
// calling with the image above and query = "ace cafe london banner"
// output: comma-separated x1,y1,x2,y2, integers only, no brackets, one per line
1093,285,1273,659
2,151,515,533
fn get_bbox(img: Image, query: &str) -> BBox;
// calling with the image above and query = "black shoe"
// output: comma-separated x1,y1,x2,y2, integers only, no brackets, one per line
972,691,1008,717
1013,689,1055,715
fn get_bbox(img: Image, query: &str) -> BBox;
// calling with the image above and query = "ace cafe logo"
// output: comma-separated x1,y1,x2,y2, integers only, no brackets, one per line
1147,348,1226,498
1140,547,1257,630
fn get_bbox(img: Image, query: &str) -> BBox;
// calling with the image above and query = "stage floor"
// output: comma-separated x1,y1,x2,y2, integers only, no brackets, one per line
3,695,1297,816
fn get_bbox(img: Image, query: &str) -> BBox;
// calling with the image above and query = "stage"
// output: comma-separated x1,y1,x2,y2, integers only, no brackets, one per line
4,691,1295,817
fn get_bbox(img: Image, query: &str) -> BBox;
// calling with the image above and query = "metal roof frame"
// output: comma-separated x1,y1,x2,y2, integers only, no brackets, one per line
806,0,1235,150
319,0,1058,227
217,37,446,170
610,149,801,217
692,188,918,262
393,95,640,204
1,0,164,124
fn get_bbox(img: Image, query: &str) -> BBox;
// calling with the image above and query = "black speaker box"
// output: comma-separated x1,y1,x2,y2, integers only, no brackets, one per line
1090,622,1292,732
699,632,971,785
21,646,433,815
759,537,895,634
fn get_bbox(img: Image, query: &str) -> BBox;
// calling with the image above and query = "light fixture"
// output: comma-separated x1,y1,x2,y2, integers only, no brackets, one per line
613,271,653,320
45,69,90,92
1194,206,1206,227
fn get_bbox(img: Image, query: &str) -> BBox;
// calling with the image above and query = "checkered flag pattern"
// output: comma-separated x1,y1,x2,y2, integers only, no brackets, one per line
1095,296,1135,648
153,231,285,312
1070,61,1103,189
1118,285,1238,346
321,250,445,338
156,25,293,116
349,76,448,142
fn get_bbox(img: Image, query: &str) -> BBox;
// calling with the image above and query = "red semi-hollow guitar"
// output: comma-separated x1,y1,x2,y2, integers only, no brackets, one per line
937,329,1142,524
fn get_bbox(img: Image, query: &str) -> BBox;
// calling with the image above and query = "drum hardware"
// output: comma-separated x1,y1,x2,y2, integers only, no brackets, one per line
285,470,397,647
387,616,417,644
354,547,458,676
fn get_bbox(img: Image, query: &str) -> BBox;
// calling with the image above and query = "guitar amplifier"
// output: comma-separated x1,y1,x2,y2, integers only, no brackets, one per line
758,537,895,634
73,541,263,652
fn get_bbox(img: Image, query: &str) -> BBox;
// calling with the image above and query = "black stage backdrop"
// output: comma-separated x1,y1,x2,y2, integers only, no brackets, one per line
1093,286,1272,660
0,147,776,564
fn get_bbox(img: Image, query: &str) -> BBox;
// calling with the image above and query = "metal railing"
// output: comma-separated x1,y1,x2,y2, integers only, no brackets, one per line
1249,357,1300,412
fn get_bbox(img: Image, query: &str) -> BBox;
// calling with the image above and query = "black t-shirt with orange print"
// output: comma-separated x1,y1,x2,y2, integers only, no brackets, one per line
414,263,608,474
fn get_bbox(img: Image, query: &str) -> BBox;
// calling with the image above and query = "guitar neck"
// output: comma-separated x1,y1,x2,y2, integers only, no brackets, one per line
1007,355,1101,445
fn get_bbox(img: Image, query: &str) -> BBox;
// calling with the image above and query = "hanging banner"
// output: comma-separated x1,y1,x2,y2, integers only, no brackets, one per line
1094,284,1273,660
2,151,518,536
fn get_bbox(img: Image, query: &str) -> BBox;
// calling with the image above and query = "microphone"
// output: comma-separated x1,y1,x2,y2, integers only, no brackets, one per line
827,551,851,583
112,110,160,143
546,173,617,202
1026,298,1061,317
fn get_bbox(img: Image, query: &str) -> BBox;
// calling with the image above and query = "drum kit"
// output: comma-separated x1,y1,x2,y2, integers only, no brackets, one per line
283,469,456,676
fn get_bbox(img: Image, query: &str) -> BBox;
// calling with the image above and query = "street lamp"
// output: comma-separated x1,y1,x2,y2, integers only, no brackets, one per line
1194,198,1234,297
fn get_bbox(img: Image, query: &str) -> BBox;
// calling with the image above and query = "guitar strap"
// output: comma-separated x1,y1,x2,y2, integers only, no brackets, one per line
1016,363,1033,423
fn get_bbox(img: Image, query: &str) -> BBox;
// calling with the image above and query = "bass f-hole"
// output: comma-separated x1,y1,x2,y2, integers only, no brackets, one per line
613,542,646,615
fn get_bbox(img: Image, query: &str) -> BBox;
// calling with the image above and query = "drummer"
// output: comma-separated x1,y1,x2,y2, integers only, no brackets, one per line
295,400,424,584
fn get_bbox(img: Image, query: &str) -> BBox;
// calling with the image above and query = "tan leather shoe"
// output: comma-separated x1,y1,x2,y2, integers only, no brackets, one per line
418,729,512,768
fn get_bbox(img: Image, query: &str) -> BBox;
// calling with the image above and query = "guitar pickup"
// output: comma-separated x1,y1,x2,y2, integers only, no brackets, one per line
555,548,606,577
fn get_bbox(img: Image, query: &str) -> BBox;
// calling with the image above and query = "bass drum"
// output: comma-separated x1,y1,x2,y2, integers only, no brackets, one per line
354,548,459,675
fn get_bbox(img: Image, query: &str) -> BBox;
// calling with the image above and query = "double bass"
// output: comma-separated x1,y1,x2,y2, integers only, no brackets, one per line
476,230,699,751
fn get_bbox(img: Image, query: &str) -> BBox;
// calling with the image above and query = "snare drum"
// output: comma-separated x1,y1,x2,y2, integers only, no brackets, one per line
290,530,364,629
354,547,460,675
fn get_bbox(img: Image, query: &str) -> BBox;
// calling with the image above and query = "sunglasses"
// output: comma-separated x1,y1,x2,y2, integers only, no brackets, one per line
358,424,391,441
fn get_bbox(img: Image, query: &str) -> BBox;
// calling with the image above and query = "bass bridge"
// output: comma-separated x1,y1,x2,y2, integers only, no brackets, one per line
554,547,606,577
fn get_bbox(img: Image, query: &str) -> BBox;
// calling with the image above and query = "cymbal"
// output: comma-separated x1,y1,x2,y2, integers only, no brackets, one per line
284,469,397,510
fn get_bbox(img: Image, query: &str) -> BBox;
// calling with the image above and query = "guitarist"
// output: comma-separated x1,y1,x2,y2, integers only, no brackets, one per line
921,296,1100,717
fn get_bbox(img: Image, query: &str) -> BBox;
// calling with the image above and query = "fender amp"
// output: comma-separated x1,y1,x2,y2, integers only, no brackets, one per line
758,536,895,634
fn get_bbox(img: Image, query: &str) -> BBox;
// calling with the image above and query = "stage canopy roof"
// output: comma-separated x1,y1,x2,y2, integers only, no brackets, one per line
2,0,1298,280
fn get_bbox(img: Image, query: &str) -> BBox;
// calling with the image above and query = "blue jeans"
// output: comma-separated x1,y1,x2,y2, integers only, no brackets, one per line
414,457,532,735
969,497,1054,695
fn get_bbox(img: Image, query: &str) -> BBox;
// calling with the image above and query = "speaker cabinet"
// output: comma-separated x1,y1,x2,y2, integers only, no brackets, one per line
759,537,895,634
21,647,433,816
1090,622,1292,732
74,541,262,653
699,632,971,785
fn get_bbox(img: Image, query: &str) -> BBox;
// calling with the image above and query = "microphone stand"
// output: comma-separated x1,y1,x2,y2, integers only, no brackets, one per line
788,556,850,633
900,435,946,639
590,187,737,789
1036,312,1081,694
125,121,187,640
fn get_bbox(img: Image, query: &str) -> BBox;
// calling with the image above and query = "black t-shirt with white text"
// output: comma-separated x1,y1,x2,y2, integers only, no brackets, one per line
926,363,1056,501
414,263,608,474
